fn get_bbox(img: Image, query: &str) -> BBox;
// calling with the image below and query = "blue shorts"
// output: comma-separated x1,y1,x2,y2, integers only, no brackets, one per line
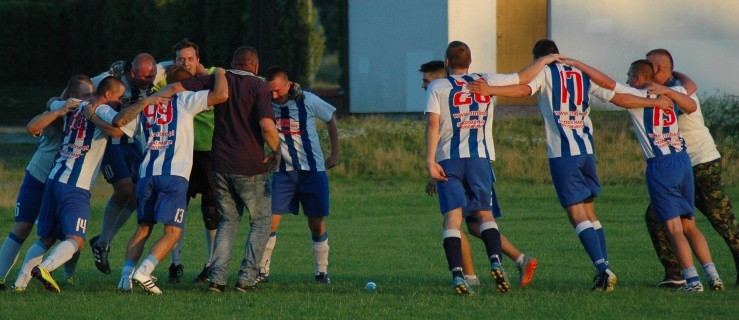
137,175,189,228
15,171,46,223
437,158,493,215
37,180,91,240
102,143,142,184
549,154,600,207
463,183,502,221
646,152,695,223
272,171,330,217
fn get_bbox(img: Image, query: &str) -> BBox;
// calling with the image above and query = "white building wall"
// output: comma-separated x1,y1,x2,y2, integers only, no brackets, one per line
448,1,497,74
550,0,739,108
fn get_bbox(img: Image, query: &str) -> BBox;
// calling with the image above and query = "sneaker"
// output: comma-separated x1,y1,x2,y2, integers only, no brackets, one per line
315,272,331,284
453,276,475,296
257,272,270,284
118,274,133,293
593,269,617,292
234,280,258,292
192,265,210,283
708,277,725,291
516,256,538,286
167,263,184,284
490,262,511,293
132,273,162,295
678,281,704,293
657,276,686,288
11,285,26,292
90,235,111,274
31,266,60,293
463,275,480,287
208,282,225,293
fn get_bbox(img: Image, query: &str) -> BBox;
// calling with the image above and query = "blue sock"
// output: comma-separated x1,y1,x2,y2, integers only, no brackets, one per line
682,266,700,284
442,229,463,279
479,221,502,265
575,221,607,275
592,221,608,264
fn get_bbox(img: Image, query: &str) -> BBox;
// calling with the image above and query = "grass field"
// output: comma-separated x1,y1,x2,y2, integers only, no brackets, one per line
0,114,737,319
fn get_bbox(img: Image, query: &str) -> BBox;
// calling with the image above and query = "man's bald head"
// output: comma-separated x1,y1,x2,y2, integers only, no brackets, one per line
646,49,674,85
231,46,259,74
128,53,157,90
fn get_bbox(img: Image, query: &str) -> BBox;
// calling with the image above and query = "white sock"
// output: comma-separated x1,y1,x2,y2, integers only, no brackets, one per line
135,255,159,278
0,234,23,281
99,199,123,245
313,237,329,274
515,254,525,266
14,241,48,289
259,234,277,274
171,227,184,266
702,262,720,281
205,229,217,267
39,239,78,272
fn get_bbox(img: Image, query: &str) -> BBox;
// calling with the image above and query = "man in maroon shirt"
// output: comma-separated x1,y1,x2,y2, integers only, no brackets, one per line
161,46,280,292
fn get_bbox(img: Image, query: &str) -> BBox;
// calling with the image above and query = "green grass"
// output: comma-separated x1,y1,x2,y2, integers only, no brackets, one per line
0,113,737,319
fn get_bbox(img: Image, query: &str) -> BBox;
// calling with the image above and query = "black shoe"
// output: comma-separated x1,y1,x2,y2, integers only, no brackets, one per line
208,282,225,293
167,263,184,284
234,280,258,292
89,235,111,274
192,265,210,283
315,272,331,284
256,272,270,283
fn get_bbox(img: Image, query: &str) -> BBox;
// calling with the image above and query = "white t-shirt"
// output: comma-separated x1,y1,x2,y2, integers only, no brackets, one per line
528,63,615,158
664,78,721,166
425,72,519,162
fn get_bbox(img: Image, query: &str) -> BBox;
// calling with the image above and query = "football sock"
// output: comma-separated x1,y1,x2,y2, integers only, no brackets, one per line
121,260,136,278
312,232,329,274
63,251,81,279
702,262,720,281
99,198,123,246
259,232,277,274
39,239,78,272
205,228,217,267
136,255,159,278
682,266,700,284
575,221,607,275
0,233,24,281
171,227,184,266
479,221,503,264
592,220,609,264
442,229,463,278
515,254,525,266
14,240,48,289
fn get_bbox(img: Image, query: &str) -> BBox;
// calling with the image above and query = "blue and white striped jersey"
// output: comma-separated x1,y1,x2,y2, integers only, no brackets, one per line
617,84,687,159
26,100,66,182
92,71,147,146
99,90,210,180
425,73,519,162
273,92,336,172
527,63,615,158
47,102,113,190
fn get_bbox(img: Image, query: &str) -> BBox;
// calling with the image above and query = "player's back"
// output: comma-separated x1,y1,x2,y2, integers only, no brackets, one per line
618,86,686,160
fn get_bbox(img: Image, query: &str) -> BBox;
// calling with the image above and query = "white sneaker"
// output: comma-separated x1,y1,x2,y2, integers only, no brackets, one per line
132,272,162,295
117,274,133,293
464,275,481,287
678,281,704,293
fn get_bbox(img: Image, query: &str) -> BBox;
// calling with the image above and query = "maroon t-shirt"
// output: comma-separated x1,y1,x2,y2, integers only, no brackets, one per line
181,70,275,176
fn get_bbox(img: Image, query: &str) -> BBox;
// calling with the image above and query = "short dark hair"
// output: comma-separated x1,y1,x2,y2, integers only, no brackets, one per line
445,41,471,69
532,39,559,59
66,74,92,98
265,66,288,81
419,60,444,73
630,59,655,82
173,38,200,59
645,48,674,70
96,76,124,96
165,65,193,83
231,46,259,68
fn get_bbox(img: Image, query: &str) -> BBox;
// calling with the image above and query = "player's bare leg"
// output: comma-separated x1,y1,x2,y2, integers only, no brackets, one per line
459,232,479,286
566,202,614,291
681,217,724,290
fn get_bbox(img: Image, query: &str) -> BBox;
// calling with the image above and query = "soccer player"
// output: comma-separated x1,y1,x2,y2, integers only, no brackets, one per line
163,46,280,293
425,41,559,295
151,39,220,284
468,40,674,291
419,60,538,287
643,49,738,288
17,77,129,293
88,53,159,275
571,58,724,292
110,65,228,295
256,66,339,284
0,76,91,291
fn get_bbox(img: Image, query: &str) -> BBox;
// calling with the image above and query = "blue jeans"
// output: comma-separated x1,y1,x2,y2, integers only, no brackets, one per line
209,171,272,286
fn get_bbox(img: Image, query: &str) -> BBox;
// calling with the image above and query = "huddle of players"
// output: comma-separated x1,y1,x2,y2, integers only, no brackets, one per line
0,38,340,294
424,39,736,295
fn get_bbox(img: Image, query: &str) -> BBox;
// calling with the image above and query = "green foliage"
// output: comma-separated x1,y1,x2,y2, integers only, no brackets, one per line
701,91,739,146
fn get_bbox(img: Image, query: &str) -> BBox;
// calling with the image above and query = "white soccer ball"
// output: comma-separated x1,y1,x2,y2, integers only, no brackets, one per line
364,281,376,291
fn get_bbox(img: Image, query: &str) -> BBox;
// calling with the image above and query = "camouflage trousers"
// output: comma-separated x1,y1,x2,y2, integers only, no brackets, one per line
645,158,738,278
